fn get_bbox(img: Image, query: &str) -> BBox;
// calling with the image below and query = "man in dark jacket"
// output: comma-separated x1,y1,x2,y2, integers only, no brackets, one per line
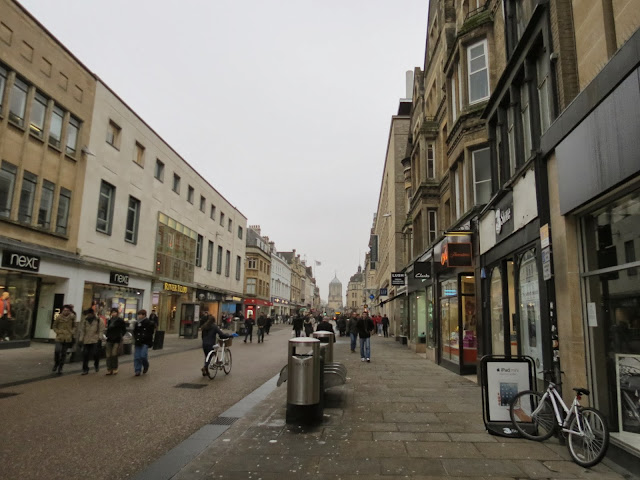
244,311,255,343
356,312,375,362
292,313,304,338
256,314,266,343
316,317,335,334
347,312,359,353
200,315,232,376
105,307,127,375
381,314,390,338
133,309,155,376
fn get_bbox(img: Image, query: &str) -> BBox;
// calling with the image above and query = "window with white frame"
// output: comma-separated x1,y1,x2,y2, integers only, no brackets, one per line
96,180,115,234
246,278,256,295
468,40,489,104
427,143,435,178
125,196,140,243
472,148,491,204
428,209,438,243
536,51,552,133
520,83,532,159
248,258,257,269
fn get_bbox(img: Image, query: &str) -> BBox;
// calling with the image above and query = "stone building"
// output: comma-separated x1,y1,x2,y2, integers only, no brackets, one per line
327,274,342,313
243,226,272,318
346,266,365,312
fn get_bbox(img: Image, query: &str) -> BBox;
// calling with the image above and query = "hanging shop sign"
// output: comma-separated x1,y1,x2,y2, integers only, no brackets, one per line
391,273,405,286
441,243,472,267
196,289,222,302
163,282,188,294
380,287,388,296
1,249,40,272
413,262,431,279
109,271,129,286
494,193,514,241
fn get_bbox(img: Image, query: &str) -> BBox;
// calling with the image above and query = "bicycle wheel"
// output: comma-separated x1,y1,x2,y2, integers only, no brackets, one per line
567,407,609,468
510,390,556,441
223,349,232,375
206,353,219,380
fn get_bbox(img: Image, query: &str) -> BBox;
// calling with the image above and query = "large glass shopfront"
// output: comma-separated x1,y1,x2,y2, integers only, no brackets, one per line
83,282,144,323
409,290,429,349
581,188,640,450
0,271,38,344
439,274,476,372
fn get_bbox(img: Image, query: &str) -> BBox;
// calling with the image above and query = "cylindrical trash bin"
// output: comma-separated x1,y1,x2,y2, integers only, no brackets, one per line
286,337,322,424
152,330,164,350
312,331,335,363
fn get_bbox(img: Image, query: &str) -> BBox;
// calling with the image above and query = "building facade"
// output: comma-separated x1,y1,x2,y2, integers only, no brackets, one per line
243,226,272,318
0,0,96,347
270,244,291,319
346,266,365,312
327,275,342,313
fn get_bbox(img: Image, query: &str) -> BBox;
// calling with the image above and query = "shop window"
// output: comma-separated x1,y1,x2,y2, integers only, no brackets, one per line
440,279,460,364
0,160,17,218
37,180,55,229
216,246,223,274
247,278,256,295
206,240,214,271
426,287,435,348
472,148,491,204
9,77,27,127
236,255,241,280
518,249,542,381
225,250,230,277
55,187,71,235
18,170,37,224
468,40,489,104
0,66,7,115
66,116,80,157
96,180,115,234
0,272,38,342
49,105,64,149
490,267,504,355
154,159,164,182
125,196,140,244
29,91,47,138
195,234,203,267
106,120,121,149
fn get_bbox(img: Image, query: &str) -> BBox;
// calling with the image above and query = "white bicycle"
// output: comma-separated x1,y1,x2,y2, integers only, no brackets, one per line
202,337,232,380
509,370,609,467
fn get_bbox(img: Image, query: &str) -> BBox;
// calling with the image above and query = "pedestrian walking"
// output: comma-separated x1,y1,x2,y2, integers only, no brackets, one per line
376,315,383,336
316,316,335,334
104,307,127,375
265,315,272,335
304,314,314,337
244,311,255,343
356,312,375,362
257,314,266,343
0,291,13,341
52,304,75,374
382,314,390,338
292,313,303,337
347,312,359,353
200,315,232,376
77,307,105,375
133,309,154,376
149,308,159,330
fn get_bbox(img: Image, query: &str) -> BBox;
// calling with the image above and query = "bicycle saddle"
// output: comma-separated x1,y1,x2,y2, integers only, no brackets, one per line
573,387,590,396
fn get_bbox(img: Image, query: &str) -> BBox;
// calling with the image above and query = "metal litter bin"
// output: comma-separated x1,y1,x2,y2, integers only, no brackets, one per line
286,337,322,424
312,331,335,363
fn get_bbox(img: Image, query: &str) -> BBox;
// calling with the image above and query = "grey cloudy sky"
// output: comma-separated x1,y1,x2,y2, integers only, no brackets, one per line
20,0,428,301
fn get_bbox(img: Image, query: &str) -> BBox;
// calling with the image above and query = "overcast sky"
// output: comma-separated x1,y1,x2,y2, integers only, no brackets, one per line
20,0,428,302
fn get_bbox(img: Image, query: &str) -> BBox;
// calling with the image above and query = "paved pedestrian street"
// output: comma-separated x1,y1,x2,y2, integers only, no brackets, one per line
170,334,638,480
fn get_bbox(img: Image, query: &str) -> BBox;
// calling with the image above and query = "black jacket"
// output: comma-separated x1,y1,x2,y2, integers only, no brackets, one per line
257,316,266,328
134,317,155,347
201,322,229,347
292,316,304,331
105,316,127,343
316,320,334,333
356,317,375,338
381,316,389,327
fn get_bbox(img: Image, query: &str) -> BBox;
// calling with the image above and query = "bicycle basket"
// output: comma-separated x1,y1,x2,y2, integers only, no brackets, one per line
218,337,232,347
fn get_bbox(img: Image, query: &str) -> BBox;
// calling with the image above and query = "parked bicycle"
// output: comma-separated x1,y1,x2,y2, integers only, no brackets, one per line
509,370,609,468
203,337,232,380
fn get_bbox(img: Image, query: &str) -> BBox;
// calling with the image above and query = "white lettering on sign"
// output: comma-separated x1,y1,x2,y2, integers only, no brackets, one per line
113,274,128,284
495,207,512,235
10,253,39,270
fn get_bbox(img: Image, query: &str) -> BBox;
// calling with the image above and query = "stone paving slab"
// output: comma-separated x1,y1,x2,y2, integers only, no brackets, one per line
170,335,637,480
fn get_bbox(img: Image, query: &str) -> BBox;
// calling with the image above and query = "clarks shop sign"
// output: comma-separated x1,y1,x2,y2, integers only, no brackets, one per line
413,262,431,279
2,250,40,272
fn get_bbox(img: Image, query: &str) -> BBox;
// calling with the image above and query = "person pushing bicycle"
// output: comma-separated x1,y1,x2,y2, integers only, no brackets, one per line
200,314,236,376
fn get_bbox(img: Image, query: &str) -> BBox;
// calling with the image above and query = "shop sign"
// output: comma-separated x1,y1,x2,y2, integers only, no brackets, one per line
540,224,550,249
109,271,129,286
441,243,472,267
196,289,222,302
494,193,514,241
1,250,40,272
380,287,388,296
163,282,188,294
541,246,552,281
414,262,431,279
391,273,405,286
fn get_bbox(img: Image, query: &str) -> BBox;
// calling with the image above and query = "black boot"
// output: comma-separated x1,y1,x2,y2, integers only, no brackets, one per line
57,365,63,375
52,363,59,373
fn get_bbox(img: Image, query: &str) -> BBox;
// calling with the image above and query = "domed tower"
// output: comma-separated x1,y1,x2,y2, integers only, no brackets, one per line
327,275,343,312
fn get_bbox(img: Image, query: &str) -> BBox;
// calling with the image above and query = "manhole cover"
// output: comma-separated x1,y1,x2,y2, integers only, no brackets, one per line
175,383,207,389
211,416,239,426
0,392,19,399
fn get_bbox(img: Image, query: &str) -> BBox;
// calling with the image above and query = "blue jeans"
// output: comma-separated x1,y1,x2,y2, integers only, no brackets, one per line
134,344,149,373
359,336,370,359
350,333,357,351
